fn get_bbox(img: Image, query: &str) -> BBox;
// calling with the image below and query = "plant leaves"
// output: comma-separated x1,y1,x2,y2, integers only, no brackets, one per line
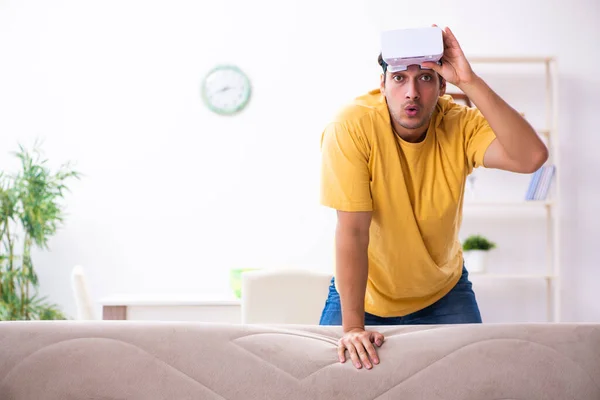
0,141,78,320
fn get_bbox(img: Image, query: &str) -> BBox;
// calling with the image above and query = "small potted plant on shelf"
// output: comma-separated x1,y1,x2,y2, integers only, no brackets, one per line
462,234,496,273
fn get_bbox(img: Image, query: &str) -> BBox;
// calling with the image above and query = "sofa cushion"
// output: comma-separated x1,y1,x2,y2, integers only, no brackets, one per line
0,321,598,399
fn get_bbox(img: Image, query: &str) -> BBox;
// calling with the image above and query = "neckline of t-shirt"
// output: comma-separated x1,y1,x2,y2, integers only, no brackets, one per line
394,121,434,150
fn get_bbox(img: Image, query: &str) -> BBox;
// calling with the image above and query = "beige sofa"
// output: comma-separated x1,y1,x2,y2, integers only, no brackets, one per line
1,321,599,399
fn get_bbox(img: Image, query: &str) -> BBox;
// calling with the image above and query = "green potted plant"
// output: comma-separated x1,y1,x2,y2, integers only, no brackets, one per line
462,234,496,273
0,141,80,320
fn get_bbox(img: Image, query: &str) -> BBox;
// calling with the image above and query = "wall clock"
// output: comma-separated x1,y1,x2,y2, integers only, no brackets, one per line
201,64,252,115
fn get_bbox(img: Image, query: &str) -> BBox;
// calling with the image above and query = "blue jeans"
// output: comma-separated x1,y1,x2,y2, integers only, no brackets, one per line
319,266,482,325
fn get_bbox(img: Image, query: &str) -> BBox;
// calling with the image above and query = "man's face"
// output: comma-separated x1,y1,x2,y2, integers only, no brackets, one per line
380,65,446,135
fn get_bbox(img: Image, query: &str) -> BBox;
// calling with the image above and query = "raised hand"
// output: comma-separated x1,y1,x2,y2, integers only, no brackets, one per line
422,25,476,88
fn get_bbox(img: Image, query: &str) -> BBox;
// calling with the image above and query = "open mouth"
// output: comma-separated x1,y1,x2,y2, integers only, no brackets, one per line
405,105,420,117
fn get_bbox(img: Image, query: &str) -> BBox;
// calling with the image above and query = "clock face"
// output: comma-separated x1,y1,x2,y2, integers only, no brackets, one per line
201,65,251,115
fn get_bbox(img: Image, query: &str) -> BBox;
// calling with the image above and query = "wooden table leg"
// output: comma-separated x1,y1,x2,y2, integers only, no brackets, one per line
103,305,127,320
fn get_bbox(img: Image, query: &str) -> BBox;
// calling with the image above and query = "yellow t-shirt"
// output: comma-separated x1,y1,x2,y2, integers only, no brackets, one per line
320,89,496,317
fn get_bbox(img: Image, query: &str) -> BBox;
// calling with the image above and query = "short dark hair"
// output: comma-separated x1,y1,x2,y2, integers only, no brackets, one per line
378,52,388,74
378,52,444,87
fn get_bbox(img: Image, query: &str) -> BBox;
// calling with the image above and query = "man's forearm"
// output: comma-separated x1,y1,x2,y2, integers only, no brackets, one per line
460,74,548,166
335,228,369,332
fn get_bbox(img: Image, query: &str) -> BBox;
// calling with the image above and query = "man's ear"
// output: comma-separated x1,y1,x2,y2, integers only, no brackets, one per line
438,76,446,96
379,73,385,94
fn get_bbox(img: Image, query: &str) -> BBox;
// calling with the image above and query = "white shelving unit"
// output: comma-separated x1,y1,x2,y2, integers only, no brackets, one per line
460,56,560,322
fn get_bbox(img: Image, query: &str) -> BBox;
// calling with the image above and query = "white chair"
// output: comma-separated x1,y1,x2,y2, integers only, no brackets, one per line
71,265,96,320
241,269,333,324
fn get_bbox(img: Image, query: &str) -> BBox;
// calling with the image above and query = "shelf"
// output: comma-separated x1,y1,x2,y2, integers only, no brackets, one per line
100,293,241,307
469,56,554,64
458,55,559,323
469,274,556,280
464,200,552,208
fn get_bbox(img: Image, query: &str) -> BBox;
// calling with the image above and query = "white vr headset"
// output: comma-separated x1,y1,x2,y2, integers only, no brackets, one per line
380,27,444,72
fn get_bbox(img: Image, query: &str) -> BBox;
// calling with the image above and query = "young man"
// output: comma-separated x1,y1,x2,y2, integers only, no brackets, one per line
318,26,548,370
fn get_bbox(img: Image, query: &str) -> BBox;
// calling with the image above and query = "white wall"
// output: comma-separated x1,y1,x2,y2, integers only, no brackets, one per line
0,0,598,322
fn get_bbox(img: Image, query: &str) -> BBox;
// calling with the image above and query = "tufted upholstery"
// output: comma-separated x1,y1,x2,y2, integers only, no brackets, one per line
0,321,599,399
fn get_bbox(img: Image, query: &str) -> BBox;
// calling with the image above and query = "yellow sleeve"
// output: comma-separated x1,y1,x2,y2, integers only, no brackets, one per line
320,122,372,212
463,107,497,173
